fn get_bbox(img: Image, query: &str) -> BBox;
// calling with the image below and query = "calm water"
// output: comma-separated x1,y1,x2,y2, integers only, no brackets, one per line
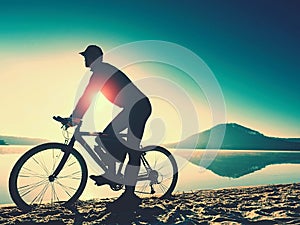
1,146,300,205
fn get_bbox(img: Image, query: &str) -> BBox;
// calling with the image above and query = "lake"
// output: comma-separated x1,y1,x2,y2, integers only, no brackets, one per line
1,146,300,205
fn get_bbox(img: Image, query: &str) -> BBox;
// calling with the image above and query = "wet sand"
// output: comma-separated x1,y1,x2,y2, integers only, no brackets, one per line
1,183,300,224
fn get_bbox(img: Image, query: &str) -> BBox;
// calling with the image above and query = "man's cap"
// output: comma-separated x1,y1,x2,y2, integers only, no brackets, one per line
79,45,103,57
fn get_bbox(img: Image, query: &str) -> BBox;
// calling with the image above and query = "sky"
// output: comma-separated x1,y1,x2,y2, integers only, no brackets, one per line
0,0,299,143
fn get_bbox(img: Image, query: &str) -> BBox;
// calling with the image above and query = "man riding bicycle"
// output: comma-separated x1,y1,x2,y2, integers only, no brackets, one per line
68,45,152,208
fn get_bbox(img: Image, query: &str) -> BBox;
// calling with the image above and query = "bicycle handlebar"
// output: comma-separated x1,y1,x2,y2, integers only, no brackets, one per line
53,116,82,130
53,116,70,125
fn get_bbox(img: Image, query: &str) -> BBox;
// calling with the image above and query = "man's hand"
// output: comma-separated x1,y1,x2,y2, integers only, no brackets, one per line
66,117,81,128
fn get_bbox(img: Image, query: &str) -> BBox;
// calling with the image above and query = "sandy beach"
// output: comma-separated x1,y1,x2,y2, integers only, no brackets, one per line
0,183,299,225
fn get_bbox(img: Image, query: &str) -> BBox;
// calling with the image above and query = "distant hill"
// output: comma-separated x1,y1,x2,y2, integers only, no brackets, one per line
0,140,8,145
285,138,300,143
0,135,48,145
166,123,300,150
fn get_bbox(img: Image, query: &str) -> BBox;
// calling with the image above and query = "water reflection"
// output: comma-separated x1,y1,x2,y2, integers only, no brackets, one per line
175,150,300,178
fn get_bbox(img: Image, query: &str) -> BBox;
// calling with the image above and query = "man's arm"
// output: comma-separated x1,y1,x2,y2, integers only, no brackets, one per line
72,74,102,119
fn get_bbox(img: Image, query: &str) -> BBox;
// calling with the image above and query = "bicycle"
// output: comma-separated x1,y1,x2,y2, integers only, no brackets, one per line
9,116,178,211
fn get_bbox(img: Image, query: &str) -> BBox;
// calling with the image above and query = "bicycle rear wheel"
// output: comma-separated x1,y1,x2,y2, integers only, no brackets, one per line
135,146,178,199
9,143,88,211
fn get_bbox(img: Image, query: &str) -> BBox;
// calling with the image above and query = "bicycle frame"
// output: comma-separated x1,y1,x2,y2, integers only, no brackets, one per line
50,122,101,179
51,121,150,182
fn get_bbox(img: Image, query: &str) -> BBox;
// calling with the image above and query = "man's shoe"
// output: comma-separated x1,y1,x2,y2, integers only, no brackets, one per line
107,192,141,210
90,174,111,186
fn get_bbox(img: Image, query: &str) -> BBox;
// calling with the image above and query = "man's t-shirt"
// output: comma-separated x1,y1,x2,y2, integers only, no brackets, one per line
72,61,146,119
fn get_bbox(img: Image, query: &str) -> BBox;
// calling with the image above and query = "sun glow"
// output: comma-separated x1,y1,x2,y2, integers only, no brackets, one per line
0,48,217,144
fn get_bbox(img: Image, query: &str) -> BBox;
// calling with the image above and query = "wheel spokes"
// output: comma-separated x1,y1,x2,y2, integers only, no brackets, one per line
30,182,50,205
19,179,49,198
16,147,84,206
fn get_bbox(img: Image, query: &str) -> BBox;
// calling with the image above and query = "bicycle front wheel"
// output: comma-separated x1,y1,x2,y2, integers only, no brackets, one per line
135,145,178,199
9,143,88,211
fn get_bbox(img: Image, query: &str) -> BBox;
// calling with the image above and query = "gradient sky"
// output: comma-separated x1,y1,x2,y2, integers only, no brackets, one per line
0,0,299,142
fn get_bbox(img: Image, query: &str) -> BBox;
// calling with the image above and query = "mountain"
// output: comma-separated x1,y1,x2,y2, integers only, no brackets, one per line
166,123,300,150
0,135,48,145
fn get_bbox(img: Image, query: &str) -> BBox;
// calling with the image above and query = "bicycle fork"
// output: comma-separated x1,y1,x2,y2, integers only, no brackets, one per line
48,136,76,182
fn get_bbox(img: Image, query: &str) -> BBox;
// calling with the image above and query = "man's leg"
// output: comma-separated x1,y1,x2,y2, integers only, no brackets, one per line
124,99,152,195
103,109,128,136
107,99,151,209
91,110,128,185
103,109,129,166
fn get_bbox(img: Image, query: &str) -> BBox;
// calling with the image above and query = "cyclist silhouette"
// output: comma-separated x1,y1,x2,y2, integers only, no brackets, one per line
70,45,152,208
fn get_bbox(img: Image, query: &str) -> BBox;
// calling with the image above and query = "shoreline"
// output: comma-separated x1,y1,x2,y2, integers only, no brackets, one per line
1,182,300,224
